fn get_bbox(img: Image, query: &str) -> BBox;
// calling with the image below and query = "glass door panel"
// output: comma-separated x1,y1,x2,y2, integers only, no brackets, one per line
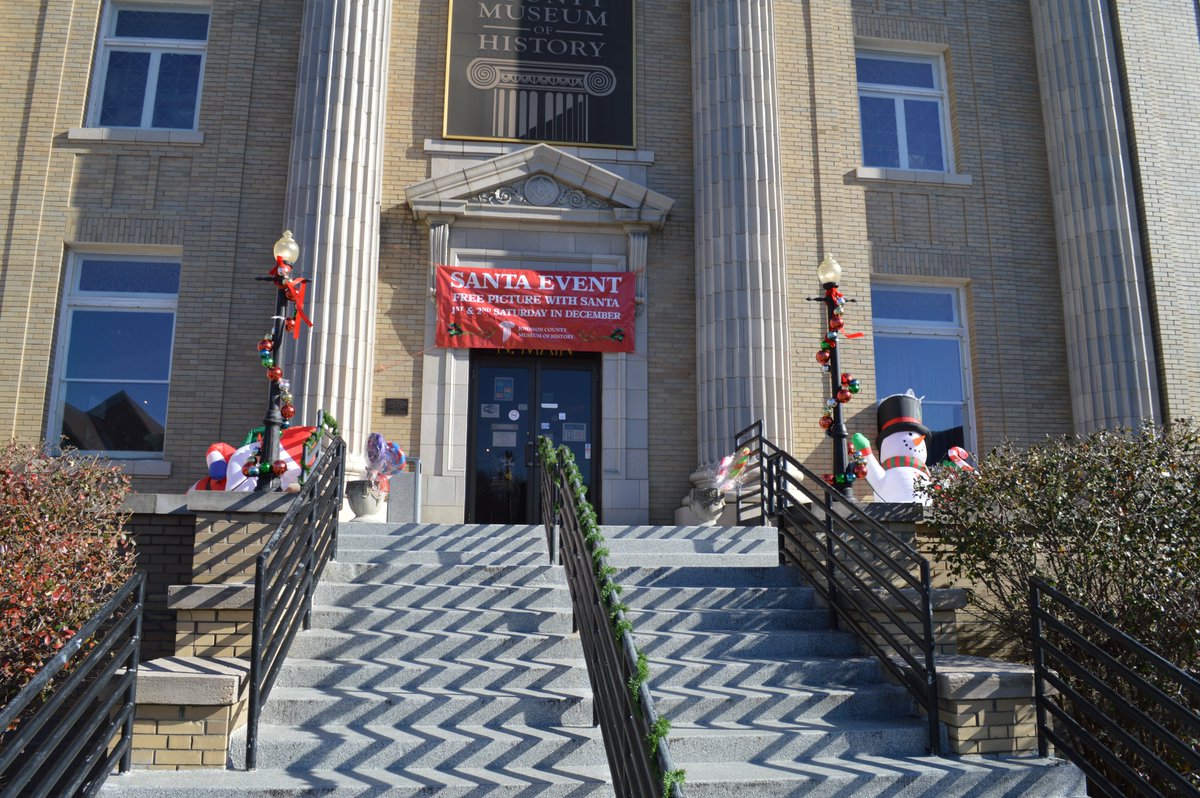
469,364,532,524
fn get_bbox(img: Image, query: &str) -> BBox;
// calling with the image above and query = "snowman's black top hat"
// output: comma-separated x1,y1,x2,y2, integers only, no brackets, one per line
876,392,931,449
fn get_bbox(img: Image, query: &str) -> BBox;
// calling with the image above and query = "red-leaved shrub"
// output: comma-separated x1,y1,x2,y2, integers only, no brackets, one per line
0,442,135,711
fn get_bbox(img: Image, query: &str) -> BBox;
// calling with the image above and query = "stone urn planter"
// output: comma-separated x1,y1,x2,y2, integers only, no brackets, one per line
345,479,383,518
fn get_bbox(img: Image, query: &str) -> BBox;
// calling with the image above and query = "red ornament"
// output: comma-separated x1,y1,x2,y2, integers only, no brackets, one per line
280,403,296,420
818,415,834,430
285,318,297,334
816,350,831,365
828,316,844,332
822,473,836,486
272,460,288,476
841,372,853,385
837,388,852,404
853,463,868,479
267,366,284,381
242,461,256,477
258,338,273,352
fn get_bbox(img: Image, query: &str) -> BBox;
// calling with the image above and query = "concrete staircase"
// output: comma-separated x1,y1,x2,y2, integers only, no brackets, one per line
602,524,1088,798
103,523,613,797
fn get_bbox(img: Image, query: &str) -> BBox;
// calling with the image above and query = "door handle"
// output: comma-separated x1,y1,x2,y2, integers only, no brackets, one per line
525,439,536,468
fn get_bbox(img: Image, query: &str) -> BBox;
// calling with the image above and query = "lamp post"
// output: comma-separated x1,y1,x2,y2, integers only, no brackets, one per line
816,254,854,500
256,231,300,491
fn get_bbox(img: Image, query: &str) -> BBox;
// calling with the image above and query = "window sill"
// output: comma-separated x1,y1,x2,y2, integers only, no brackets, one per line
856,166,972,187
67,128,204,146
117,460,173,478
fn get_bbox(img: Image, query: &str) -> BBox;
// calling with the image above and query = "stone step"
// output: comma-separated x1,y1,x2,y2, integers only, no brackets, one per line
284,628,580,662
599,524,777,542
626,606,828,632
307,605,573,634
101,765,616,797
666,718,929,761
256,685,593,728
619,584,814,611
652,682,914,724
646,653,884,690
339,523,545,543
665,755,1086,798
332,548,551,567
321,562,563,587
226,723,607,771
334,533,545,554
633,628,862,659
613,565,804,589
313,582,570,611
275,657,591,692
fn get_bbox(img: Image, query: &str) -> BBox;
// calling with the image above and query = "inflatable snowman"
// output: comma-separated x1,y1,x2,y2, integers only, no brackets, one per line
852,391,933,505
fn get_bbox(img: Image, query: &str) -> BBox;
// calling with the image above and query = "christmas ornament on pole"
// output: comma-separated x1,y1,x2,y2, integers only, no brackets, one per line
253,230,313,491
809,254,867,498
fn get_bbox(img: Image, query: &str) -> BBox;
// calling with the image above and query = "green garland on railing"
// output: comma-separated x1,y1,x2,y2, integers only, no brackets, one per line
539,437,685,798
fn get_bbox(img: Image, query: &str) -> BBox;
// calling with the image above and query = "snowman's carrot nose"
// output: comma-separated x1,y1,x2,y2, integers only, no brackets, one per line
913,435,926,446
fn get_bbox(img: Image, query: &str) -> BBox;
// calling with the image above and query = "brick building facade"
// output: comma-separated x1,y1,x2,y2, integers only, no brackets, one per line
2,0,1197,523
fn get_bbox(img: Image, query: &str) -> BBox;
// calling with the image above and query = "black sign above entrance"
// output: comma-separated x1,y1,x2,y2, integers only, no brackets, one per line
444,0,635,148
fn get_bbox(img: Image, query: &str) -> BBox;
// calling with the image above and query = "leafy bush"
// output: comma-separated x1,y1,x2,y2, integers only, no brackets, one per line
925,421,1200,669
924,422,1200,792
0,442,135,711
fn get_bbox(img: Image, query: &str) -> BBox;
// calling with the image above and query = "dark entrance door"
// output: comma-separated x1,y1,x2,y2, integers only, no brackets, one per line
467,353,600,524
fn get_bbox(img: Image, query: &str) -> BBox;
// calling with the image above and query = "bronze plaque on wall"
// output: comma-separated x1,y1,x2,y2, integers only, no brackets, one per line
444,0,635,148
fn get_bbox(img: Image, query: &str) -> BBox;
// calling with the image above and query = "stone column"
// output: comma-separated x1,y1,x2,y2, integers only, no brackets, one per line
1029,0,1160,430
692,0,792,464
283,0,391,470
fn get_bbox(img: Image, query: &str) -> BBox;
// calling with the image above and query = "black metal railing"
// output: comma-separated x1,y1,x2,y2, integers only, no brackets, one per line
735,421,941,755
246,436,345,770
0,571,145,798
1030,577,1200,797
733,421,767,526
539,442,683,798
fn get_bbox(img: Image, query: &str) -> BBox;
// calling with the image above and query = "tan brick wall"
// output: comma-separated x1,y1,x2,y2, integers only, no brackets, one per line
175,609,254,659
0,1,302,493
779,0,1072,481
940,695,1038,756
128,510,198,659
1111,2,1200,421
131,702,244,769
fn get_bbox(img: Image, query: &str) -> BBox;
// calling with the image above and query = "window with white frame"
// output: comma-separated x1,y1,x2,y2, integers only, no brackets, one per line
89,5,210,129
49,255,180,456
871,283,972,465
857,51,950,172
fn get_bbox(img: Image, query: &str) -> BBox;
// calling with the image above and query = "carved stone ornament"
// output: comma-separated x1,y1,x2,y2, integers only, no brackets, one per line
470,176,612,210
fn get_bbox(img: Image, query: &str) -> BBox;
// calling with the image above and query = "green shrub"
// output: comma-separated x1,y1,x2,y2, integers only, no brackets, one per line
924,422,1199,793
0,442,136,712
924,421,1200,670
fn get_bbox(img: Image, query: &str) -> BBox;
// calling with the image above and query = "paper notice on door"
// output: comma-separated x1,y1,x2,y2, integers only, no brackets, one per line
491,423,518,448
563,423,587,442
558,412,567,420
584,443,592,459
481,403,500,418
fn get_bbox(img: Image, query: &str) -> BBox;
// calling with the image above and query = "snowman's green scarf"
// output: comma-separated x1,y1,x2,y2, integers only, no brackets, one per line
880,455,929,475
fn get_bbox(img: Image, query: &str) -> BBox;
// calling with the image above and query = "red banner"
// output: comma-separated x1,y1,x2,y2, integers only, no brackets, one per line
435,265,635,353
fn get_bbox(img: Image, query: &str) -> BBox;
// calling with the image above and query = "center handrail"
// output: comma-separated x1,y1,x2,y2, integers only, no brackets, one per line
734,421,941,755
539,440,684,798
246,435,345,770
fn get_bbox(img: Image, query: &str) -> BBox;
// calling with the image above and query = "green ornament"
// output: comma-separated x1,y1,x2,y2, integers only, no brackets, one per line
261,356,274,368
820,341,833,351
848,383,860,394
258,462,272,475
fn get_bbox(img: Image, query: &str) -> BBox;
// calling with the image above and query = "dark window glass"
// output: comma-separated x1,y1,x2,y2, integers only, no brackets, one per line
65,310,174,381
59,381,168,453
151,53,202,128
99,50,149,127
114,10,209,41
905,99,944,171
79,260,181,294
871,287,956,323
860,96,900,168
856,57,936,89
874,335,965,403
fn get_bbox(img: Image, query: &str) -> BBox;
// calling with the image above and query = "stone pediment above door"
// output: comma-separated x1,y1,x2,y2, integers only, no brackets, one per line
406,143,673,228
